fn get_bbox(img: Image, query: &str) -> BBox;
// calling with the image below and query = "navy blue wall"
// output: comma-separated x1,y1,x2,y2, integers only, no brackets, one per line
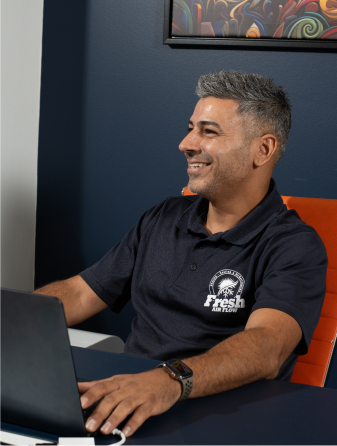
36,0,337,378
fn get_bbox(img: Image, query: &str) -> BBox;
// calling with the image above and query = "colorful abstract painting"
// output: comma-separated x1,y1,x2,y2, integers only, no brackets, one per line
171,0,337,40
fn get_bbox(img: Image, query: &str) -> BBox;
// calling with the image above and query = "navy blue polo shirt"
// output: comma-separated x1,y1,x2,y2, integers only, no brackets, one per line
80,179,327,381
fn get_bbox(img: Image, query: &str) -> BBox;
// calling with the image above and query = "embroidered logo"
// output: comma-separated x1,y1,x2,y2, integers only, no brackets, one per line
204,269,245,313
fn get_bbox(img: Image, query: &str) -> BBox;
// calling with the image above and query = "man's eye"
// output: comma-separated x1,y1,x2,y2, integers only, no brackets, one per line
187,128,193,133
205,129,216,134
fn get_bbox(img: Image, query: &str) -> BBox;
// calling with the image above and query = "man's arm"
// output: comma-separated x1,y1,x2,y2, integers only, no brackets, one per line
183,307,302,397
34,275,108,326
79,308,302,437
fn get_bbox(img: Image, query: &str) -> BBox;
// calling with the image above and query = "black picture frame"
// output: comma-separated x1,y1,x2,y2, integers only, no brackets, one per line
163,0,337,50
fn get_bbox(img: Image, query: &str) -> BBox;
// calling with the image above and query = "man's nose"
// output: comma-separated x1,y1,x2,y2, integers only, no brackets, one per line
179,130,200,154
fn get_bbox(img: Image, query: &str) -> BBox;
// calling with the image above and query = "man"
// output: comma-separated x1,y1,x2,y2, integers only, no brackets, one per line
35,71,327,438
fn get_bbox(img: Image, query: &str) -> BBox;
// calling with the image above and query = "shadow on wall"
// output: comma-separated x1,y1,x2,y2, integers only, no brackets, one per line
35,1,89,287
1,190,37,291
35,0,137,341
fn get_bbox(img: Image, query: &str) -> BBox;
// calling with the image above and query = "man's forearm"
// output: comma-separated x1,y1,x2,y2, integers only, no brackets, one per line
183,326,283,398
34,277,82,326
35,279,78,301
34,275,107,326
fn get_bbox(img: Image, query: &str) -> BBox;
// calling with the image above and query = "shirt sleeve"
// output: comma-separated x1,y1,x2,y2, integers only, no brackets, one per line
79,201,166,313
252,224,328,355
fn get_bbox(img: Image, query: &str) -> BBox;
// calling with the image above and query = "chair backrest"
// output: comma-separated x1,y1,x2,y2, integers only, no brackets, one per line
282,196,337,387
182,187,337,387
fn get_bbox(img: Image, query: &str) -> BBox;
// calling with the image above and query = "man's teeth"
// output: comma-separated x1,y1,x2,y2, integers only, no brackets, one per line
189,163,209,168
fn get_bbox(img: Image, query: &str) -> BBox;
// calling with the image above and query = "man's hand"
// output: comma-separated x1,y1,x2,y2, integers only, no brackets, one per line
78,368,182,437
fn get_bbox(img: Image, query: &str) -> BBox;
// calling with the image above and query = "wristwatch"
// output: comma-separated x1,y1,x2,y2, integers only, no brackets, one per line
157,359,193,401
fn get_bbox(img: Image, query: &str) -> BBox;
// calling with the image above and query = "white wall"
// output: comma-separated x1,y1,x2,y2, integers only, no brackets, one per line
1,0,44,291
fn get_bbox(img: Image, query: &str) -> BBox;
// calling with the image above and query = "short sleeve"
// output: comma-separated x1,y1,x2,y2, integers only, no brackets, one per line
79,201,166,313
252,225,328,355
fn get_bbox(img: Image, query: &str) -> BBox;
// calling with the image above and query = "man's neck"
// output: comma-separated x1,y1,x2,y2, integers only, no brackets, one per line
204,181,271,235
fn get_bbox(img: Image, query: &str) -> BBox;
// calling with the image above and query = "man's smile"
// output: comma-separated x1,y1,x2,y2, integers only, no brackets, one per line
189,163,210,168
187,162,211,174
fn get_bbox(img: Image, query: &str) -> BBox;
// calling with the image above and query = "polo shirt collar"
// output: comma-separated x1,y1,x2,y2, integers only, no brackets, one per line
177,179,285,245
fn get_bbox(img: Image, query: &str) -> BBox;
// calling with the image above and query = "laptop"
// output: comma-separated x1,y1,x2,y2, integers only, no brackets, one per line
1,288,109,440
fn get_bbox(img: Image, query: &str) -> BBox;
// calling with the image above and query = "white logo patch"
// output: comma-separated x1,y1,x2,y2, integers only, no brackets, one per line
204,269,245,313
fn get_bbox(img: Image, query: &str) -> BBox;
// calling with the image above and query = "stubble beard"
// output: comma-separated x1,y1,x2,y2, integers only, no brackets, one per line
188,143,251,202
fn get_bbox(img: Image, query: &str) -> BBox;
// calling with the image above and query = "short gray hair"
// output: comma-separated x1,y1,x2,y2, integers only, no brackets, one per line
196,71,292,163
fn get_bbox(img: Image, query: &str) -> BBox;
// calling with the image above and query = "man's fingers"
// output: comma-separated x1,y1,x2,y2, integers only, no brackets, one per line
80,379,119,409
86,390,127,432
121,403,154,437
78,380,97,393
100,400,153,437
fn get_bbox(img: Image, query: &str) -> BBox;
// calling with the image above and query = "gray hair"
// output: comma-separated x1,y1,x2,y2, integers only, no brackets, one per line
196,71,292,163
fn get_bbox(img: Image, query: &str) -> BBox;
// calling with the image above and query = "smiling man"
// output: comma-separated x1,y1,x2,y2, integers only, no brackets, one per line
35,71,327,438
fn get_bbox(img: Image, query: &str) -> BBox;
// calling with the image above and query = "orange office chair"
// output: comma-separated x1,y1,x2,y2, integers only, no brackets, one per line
182,186,337,387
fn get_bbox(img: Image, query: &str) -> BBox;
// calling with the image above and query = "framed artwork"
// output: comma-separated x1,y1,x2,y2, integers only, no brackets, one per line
163,0,337,48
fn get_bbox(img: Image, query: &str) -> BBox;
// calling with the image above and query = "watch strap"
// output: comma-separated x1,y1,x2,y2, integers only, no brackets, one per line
178,375,193,401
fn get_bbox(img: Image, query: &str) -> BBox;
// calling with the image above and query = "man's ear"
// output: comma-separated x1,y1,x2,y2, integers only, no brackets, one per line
252,134,278,167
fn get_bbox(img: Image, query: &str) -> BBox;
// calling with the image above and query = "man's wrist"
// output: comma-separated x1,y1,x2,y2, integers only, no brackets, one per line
156,359,193,401
155,367,182,401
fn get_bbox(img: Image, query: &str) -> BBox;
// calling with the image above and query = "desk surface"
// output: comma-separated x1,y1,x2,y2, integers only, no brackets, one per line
3,347,337,445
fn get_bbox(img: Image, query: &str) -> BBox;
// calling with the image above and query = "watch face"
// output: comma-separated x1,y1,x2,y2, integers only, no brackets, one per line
166,359,193,377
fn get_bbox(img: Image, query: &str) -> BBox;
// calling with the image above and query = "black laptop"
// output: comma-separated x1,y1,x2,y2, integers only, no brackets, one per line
1,288,109,440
